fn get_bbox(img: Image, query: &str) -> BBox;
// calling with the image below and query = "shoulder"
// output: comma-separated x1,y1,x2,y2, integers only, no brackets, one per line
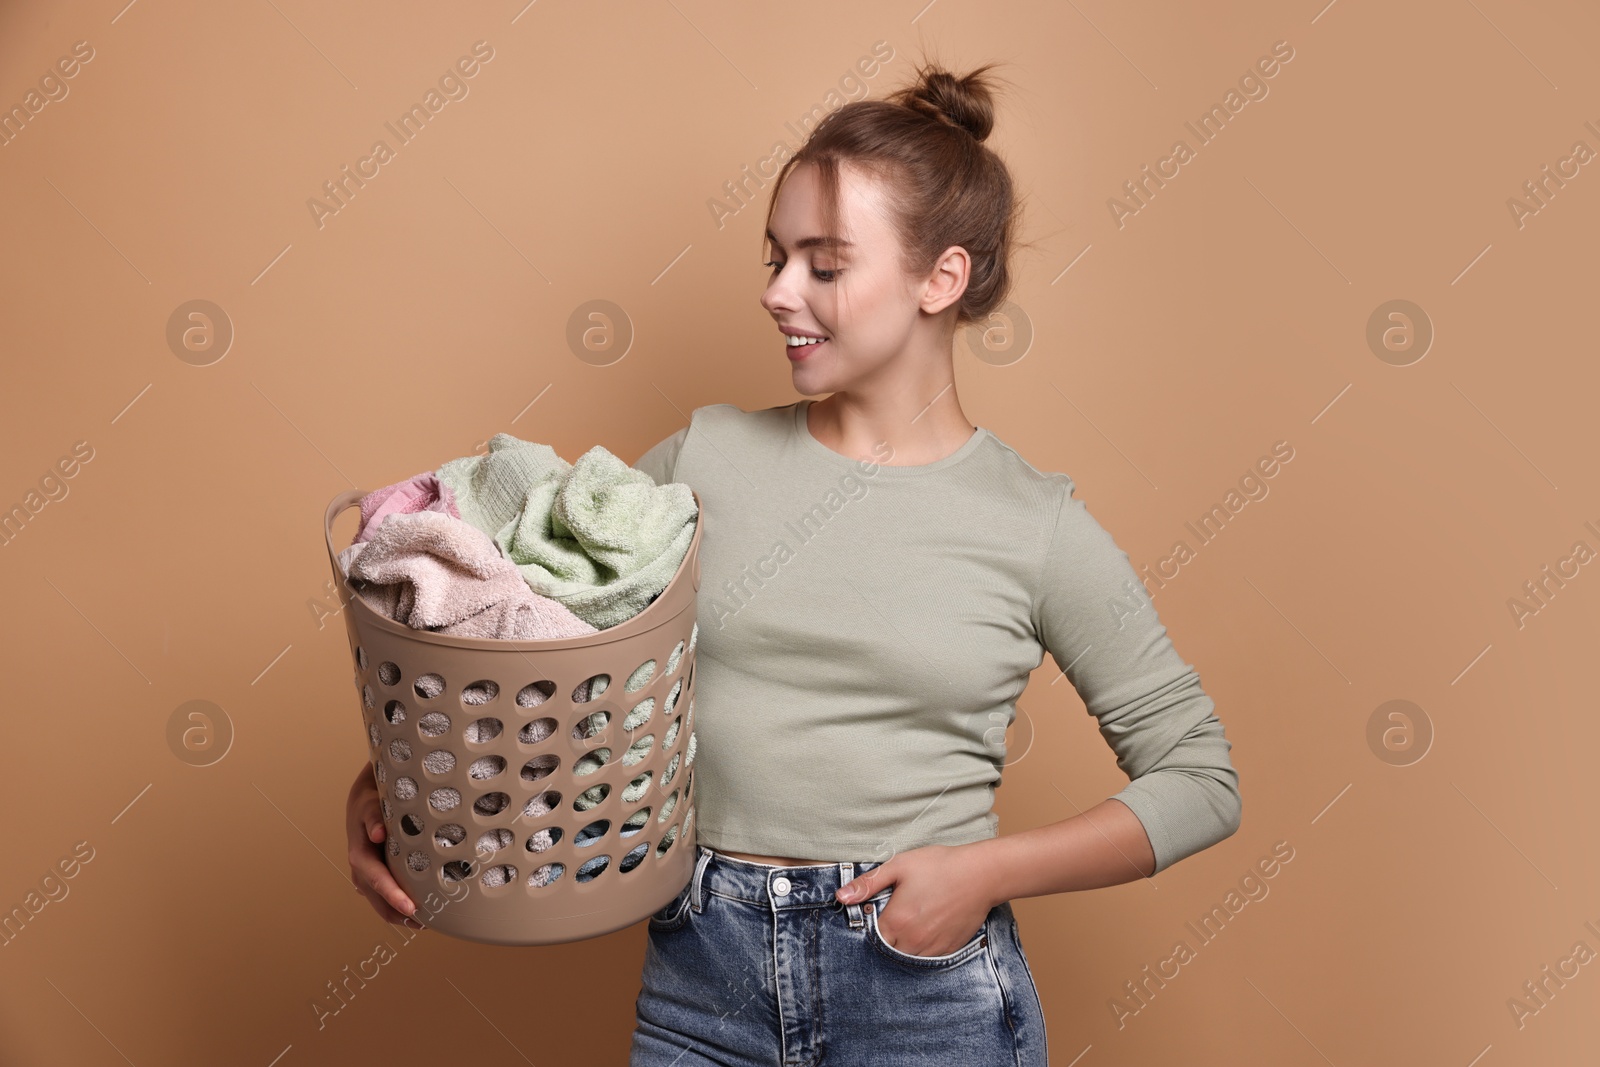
968,429,1079,520
687,401,794,436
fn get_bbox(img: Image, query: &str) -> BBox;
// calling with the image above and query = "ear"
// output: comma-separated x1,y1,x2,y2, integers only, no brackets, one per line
919,244,971,316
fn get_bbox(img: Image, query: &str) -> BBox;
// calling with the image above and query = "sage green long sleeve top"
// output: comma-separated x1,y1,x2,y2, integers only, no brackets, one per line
633,399,1241,875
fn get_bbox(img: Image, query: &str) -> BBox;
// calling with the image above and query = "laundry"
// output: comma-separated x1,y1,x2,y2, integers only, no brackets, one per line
352,471,460,543
436,436,698,630
433,434,570,540
337,509,599,642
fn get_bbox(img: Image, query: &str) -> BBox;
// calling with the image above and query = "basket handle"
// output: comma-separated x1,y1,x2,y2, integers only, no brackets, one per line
323,488,367,597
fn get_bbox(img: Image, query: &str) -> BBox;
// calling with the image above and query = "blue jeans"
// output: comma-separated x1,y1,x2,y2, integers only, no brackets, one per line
630,844,1049,1066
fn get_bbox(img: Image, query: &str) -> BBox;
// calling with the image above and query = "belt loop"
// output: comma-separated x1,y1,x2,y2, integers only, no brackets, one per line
839,861,865,929
691,846,714,913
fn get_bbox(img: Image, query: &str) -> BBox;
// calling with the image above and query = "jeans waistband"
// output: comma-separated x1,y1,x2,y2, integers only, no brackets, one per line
691,844,893,916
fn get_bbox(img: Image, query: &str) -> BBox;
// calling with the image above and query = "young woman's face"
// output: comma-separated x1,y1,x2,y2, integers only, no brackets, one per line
760,161,927,394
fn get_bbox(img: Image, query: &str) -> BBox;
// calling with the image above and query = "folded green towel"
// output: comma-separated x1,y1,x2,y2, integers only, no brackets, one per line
436,436,698,630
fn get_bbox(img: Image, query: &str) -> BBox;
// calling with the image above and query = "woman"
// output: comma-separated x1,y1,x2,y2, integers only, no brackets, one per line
346,58,1241,1066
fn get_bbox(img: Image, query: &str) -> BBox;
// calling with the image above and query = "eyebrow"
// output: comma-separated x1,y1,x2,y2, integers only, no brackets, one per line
766,230,854,252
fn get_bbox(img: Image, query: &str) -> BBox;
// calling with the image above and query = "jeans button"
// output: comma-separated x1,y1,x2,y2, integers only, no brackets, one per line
772,876,791,896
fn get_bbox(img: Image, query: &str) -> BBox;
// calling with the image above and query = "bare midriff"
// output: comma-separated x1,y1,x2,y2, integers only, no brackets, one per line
715,847,836,867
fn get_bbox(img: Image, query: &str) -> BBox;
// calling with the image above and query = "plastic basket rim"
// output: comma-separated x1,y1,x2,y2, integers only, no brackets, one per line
324,485,703,653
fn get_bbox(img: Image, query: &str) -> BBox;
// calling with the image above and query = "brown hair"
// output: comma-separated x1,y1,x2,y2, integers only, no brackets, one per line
761,55,1032,332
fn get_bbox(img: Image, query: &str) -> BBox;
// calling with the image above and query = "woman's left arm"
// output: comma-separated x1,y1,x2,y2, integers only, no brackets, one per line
978,475,1244,902
969,711,1239,905
835,477,1241,949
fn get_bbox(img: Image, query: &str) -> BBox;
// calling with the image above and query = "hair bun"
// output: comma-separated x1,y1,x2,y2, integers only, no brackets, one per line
901,65,996,143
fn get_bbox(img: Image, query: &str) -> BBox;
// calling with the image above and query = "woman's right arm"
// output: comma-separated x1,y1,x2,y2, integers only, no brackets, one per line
345,759,424,927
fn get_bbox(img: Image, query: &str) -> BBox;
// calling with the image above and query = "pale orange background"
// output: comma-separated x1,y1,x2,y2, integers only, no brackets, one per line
2,0,1597,1063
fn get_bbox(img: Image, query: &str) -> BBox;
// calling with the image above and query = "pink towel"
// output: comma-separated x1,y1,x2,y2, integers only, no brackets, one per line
343,510,599,642
355,472,460,543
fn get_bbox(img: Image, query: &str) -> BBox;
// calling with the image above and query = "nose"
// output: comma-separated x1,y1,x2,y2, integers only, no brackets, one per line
760,267,800,317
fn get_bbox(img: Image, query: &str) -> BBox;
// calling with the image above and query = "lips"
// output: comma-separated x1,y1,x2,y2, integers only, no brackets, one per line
787,337,828,360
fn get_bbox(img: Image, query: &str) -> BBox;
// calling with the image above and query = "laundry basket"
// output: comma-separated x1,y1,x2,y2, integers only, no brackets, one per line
323,487,703,947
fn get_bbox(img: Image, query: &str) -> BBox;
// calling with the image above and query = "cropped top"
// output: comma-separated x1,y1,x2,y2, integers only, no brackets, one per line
631,399,1241,874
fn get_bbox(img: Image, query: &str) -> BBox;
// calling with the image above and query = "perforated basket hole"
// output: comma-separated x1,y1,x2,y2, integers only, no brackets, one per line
516,680,557,707
684,804,694,833
441,860,475,883
529,862,564,888
434,823,466,849
406,850,430,872
363,686,375,712
622,808,651,836
665,640,684,676
376,661,401,686
624,735,656,767
419,711,451,738
684,767,693,800
392,777,418,801
573,748,612,776
375,762,387,784
464,717,503,744
685,730,697,767
469,755,505,780
576,819,610,847
624,659,657,693
663,716,680,749
657,789,679,823
381,798,392,822
519,717,556,745
623,698,654,732
461,679,499,706
400,813,425,836
573,673,609,703
522,791,560,819
475,828,513,855
656,825,678,858
384,700,406,725
388,838,400,858
573,711,610,741
660,752,681,788
474,792,510,817
423,749,456,775
521,755,559,783
367,724,381,749
356,646,367,671
481,864,517,888
388,738,412,762
663,679,682,717
428,787,461,812
413,673,445,700
687,621,697,654
525,826,563,853
620,841,650,873
574,783,610,811
623,772,652,803
575,855,611,882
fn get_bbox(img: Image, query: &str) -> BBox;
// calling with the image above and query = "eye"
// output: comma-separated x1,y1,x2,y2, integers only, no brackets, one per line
762,260,837,283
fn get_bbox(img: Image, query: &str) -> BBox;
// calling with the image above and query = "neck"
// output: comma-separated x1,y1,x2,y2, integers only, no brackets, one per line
807,385,975,467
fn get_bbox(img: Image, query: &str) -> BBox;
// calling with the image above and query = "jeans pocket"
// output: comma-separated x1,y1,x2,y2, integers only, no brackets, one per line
864,902,989,970
646,877,694,933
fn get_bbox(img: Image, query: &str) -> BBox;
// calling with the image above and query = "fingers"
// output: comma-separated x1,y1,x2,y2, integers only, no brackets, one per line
357,881,426,930
839,870,872,901
357,854,417,919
